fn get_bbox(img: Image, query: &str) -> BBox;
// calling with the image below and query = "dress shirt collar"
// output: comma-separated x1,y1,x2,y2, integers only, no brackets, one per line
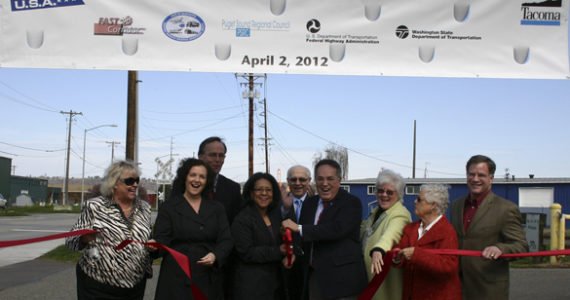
465,189,490,208
418,214,443,240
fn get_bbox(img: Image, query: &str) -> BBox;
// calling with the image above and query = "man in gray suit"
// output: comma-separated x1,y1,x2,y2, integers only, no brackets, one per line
450,155,527,300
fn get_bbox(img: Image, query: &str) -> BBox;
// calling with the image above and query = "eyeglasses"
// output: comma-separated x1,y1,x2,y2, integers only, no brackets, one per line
288,177,309,183
377,188,395,196
120,177,140,186
253,188,272,194
206,153,226,159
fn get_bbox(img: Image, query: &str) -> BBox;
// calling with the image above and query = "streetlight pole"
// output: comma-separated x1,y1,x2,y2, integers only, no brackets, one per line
82,124,118,207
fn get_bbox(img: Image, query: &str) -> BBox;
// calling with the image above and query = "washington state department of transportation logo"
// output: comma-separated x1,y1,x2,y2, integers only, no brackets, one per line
306,19,321,33
520,0,562,26
162,12,205,41
395,25,409,39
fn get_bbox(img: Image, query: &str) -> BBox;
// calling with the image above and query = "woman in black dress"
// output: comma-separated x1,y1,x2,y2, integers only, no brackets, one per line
231,172,294,300
153,158,232,300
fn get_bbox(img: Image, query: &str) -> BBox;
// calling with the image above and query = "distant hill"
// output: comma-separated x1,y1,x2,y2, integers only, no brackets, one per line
522,0,562,7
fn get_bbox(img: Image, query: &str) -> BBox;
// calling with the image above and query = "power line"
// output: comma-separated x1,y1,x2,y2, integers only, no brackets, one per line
268,110,463,176
0,80,60,112
0,141,65,152
141,104,242,115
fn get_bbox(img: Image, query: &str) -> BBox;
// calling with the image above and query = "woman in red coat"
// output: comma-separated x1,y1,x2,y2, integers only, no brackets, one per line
393,184,461,300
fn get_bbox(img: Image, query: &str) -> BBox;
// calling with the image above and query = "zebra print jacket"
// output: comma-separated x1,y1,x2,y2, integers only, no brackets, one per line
66,196,153,288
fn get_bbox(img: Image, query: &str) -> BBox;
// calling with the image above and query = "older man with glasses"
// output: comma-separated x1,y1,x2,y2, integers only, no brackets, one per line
282,165,313,222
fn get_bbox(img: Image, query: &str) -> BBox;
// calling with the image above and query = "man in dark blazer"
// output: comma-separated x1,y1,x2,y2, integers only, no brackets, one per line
198,136,244,224
198,136,244,300
282,159,367,300
450,155,527,300
281,165,312,300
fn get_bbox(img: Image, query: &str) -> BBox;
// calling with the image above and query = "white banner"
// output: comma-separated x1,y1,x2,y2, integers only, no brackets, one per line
0,0,568,79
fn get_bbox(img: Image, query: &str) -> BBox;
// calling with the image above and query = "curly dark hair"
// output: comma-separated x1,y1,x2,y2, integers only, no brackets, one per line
242,172,282,211
172,158,215,197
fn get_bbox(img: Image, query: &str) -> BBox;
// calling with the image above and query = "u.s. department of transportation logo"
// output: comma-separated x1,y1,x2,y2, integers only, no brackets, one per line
162,12,205,41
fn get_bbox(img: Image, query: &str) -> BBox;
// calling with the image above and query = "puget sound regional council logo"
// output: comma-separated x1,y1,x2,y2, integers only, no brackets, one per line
162,12,205,42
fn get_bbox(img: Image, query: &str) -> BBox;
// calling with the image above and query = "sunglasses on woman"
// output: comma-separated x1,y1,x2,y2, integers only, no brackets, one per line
120,177,140,186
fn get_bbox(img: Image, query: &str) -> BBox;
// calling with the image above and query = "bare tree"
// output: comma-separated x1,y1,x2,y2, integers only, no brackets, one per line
312,143,349,180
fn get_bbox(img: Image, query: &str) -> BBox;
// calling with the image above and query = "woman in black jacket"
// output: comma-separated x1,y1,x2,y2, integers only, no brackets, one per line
153,158,233,300
231,172,294,300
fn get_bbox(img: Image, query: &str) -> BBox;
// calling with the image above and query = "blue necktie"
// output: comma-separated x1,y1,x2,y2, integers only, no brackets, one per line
295,199,302,222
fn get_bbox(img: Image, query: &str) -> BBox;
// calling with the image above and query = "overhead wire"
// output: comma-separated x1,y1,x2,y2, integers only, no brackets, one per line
267,110,463,177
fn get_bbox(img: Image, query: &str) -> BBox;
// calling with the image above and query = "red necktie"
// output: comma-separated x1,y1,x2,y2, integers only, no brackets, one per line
317,201,327,224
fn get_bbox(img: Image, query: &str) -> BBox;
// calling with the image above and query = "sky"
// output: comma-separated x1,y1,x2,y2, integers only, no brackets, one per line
1,65,569,184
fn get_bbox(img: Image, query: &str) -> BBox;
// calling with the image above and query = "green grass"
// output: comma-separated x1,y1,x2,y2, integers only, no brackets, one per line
39,245,82,264
0,205,81,216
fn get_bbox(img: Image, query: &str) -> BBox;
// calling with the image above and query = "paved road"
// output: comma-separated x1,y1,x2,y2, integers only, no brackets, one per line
1,214,569,299
0,213,157,267
0,213,80,267
0,260,568,300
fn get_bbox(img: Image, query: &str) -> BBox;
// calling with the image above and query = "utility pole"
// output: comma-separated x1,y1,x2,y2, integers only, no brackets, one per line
106,141,121,162
236,73,265,177
263,97,270,173
412,120,416,179
126,71,140,162
60,110,83,205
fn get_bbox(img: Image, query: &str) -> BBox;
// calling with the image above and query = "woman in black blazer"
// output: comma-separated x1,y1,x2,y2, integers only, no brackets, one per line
153,158,233,300
231,172,294,300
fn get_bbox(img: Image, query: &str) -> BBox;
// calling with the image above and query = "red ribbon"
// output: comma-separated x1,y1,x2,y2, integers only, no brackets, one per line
115,240,207,300
0,229,98,248
1,230,208,300
282,228,293,267
357,248,570,300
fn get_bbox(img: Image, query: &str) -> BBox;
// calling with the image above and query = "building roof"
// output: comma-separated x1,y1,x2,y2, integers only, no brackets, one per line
342,177,570,185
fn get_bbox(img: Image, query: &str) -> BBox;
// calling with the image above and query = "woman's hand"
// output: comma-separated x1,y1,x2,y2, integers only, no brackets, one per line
399,247,415,261
80,232,98,244
370,250,384,274
146,239,158,251
279,243,288,255
197,252,216,266
282,254,295,269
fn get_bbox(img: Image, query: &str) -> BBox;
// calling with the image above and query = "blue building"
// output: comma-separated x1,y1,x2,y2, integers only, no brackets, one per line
342,177,570,227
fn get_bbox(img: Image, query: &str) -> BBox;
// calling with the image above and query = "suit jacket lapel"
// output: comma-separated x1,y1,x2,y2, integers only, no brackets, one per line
453,197,466,236
467,192,494,234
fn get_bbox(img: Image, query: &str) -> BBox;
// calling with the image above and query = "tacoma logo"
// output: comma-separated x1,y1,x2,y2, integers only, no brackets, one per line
520,0,562,26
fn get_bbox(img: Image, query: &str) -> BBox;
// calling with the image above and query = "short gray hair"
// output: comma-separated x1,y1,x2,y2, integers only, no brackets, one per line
376,169,405,202
420,184,450,215
287,165,311,179
100,160,140,198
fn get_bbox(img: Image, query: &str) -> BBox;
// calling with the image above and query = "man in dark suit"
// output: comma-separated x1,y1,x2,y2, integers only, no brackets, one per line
282,165,313,222
198,136,244,224
450,155,527,300
281,165,312,300
282,159,367,300
198,136,244,300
